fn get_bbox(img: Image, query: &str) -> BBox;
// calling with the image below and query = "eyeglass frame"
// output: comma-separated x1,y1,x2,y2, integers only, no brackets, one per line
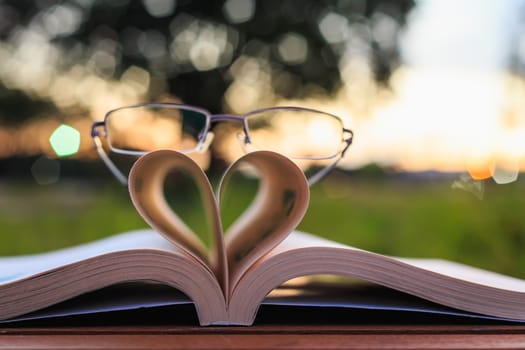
91,102,354,186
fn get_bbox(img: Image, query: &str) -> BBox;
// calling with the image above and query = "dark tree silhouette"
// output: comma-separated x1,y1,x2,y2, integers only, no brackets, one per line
0,0,414,116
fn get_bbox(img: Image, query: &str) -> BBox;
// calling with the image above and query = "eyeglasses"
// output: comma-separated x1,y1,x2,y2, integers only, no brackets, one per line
91,103,353,185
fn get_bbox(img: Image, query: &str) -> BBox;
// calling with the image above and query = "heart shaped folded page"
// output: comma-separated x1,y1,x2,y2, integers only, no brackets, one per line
128,150,309,300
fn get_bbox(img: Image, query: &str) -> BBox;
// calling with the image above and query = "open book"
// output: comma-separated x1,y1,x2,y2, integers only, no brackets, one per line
1,150,524,326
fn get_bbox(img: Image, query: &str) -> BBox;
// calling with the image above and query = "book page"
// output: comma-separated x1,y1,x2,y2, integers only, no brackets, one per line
0,230,173,284
399,258,525,293
129,150,228,294
229,231,525,324
273,231,525,292
219,151,309,294
0,230,228,325
261,231,525,292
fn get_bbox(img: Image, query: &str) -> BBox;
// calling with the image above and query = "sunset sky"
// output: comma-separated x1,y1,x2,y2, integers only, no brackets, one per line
1,0,524,184
331,0,525,183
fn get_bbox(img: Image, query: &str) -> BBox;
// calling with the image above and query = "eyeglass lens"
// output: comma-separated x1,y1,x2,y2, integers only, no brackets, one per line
106,105,208,154
245,108,344,159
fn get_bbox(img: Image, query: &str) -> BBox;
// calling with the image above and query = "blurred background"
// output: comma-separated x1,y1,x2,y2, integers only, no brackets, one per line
0,0,524,278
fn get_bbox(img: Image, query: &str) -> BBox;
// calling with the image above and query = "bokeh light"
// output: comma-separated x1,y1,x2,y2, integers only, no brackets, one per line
49,124,81,157
143,0,176,18
277,33,308,65
223,0,255,24
30,156,60,185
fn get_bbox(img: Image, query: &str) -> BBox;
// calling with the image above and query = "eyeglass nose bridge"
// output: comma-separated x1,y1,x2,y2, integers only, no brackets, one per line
209,114,244,123
209,112,252,145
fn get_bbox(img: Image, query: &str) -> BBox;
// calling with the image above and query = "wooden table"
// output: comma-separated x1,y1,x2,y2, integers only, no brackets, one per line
1,324,525,349
1,306,525,349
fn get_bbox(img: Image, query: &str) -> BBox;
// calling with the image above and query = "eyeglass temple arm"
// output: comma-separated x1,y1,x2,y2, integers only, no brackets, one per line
307,128,354,186
91,122,129,186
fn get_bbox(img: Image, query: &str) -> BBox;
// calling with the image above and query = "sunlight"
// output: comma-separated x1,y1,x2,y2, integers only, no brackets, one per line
347,68,506,171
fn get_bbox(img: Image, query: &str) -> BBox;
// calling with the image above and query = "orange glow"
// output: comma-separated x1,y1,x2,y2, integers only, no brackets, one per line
468,164,493,180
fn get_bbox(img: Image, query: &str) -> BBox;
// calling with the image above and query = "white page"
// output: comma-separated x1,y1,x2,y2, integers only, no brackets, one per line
0,230,173,284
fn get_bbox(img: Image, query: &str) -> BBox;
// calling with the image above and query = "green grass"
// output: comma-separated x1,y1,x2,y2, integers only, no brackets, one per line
0,182,146,254
0,174,524,279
